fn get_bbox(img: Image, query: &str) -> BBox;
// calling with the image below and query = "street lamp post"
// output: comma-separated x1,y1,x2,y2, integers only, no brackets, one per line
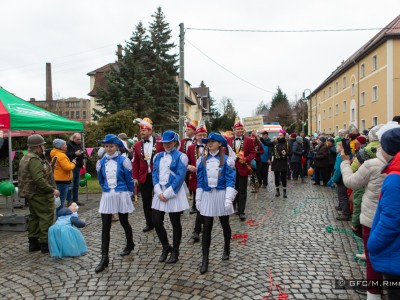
303,89,312,135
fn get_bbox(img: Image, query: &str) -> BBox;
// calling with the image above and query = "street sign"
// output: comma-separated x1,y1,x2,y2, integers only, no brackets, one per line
242,116,264,131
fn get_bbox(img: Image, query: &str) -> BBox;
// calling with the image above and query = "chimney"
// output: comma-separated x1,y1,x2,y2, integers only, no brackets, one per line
117,44,122,62
46,62,53,101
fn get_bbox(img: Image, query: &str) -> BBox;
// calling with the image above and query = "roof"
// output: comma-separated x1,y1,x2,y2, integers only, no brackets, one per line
87,63,120,97
311,14,400,97
192,87,210,98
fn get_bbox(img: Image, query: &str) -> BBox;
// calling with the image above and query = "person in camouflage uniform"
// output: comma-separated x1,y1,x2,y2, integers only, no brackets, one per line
18,134,60,253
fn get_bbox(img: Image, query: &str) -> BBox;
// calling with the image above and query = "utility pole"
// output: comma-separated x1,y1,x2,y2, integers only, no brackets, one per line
178,23,185,139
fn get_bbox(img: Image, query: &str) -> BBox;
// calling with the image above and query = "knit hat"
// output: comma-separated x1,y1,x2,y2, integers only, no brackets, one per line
356,136,367,145
53,138,66,149
377,121,400,140
296,136,302,142
290,133,297,139
380,127,400,156
368,124,384,142
319,136,326,143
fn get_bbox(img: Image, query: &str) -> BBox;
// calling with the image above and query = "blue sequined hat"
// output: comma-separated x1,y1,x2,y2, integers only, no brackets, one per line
98,134,124,147
159,130,179,143
201,132,227,147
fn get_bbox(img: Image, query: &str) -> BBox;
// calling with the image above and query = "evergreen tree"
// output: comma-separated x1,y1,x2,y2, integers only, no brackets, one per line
267,86,293,127
148,7,179,130
93,23,155,120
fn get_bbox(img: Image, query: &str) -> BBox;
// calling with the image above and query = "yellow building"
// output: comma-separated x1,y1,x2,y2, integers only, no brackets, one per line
308,15,400,134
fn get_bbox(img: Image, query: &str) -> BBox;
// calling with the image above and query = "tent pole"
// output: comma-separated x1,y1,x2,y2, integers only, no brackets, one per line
8,130,13,182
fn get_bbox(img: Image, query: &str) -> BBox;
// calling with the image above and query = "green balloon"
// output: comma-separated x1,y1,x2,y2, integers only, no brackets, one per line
79,179,87,187
84,173,92,180
0,181,16,197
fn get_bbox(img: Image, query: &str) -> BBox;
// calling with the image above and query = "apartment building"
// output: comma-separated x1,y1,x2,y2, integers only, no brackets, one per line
308,15,400,134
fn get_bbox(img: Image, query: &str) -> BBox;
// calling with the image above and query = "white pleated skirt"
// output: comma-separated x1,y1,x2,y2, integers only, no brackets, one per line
152,185,189,213
199,189,234,217
99,190,135,214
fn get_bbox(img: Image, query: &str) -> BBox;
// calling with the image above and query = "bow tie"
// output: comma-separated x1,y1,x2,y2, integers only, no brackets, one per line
196,144,204,148
235,137,242,140
143,139,151,143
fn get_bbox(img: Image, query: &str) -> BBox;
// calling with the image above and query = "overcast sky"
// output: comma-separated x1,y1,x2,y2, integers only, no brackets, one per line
1,0,399,119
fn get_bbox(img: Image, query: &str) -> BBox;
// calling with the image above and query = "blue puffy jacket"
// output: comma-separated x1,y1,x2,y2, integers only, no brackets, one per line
367,152,400,275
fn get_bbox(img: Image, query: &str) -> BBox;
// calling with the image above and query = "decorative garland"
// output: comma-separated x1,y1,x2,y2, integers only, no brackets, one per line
326,226,366,265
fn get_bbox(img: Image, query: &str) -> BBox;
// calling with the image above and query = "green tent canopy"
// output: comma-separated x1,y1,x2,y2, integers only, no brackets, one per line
0,86,84,136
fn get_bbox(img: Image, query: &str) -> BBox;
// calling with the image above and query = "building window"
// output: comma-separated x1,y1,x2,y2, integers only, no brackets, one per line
65,102,69,108
75,102,80,108
70,111,74,119
76,111,80,119
360,64,365,78
373,116,378,126
335,82,338,93
65,111,69,117
342,76,346,89
323,91,326,99
335,126,339,134
83,102,86,108
329,107,332,118
351,83,355,96
343,101,347,113
328,87,331,97
335,104,339,115
372,55,377,71
361,92,365,106
351,108,355,122
83,111,86,119
323,110,326,119
361,120,366,131
328,127,331,133
372,86,378,102
343,124,347,130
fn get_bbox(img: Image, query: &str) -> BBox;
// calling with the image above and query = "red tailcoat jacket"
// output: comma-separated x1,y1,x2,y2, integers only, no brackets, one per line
132,138,164,183
227,136,256,176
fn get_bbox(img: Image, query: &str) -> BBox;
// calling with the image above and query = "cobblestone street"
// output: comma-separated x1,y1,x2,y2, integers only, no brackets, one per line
0,177,366,300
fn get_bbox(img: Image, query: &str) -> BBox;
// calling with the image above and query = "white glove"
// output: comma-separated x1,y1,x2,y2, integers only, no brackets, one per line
196,201,201,212
225,199,233,211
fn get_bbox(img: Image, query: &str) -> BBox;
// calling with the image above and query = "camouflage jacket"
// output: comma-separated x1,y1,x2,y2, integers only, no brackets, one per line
18,151,56,199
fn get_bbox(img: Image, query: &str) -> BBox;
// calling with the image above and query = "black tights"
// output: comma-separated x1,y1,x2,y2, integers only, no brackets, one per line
101,213,133,255
274,171,287,187
152,209,182,250
202,215,231,256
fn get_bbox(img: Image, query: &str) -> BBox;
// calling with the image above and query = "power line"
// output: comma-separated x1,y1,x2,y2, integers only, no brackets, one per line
186,27,391,33
185,38,275,94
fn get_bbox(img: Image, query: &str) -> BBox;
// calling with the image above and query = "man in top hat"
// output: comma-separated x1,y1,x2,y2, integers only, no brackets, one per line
132,118,164,232
227,118,256,221
186,122,208,242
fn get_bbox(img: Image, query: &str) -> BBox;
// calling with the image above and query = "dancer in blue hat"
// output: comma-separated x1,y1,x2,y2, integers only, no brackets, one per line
152,130,189,264
196,132,237,274
95,134,135,273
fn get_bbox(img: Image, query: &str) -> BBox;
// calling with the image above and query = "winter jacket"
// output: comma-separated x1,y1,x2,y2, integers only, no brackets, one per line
330,154,344,185
66,141,84,168
351,140,380,172
368,152,400,275
290,141,304,163
328,145,337,166
260,138,272,163
271,139,289,172
50,148,75,183
340,148,387,228
315,144,329,167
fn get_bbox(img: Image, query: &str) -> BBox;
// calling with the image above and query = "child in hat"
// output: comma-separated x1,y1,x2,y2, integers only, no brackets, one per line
95,134,135,273
48,202,87,258
152,130,189,264
196,132,237,274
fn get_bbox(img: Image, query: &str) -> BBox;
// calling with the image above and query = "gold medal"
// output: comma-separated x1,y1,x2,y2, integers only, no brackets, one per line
144,152,150,161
